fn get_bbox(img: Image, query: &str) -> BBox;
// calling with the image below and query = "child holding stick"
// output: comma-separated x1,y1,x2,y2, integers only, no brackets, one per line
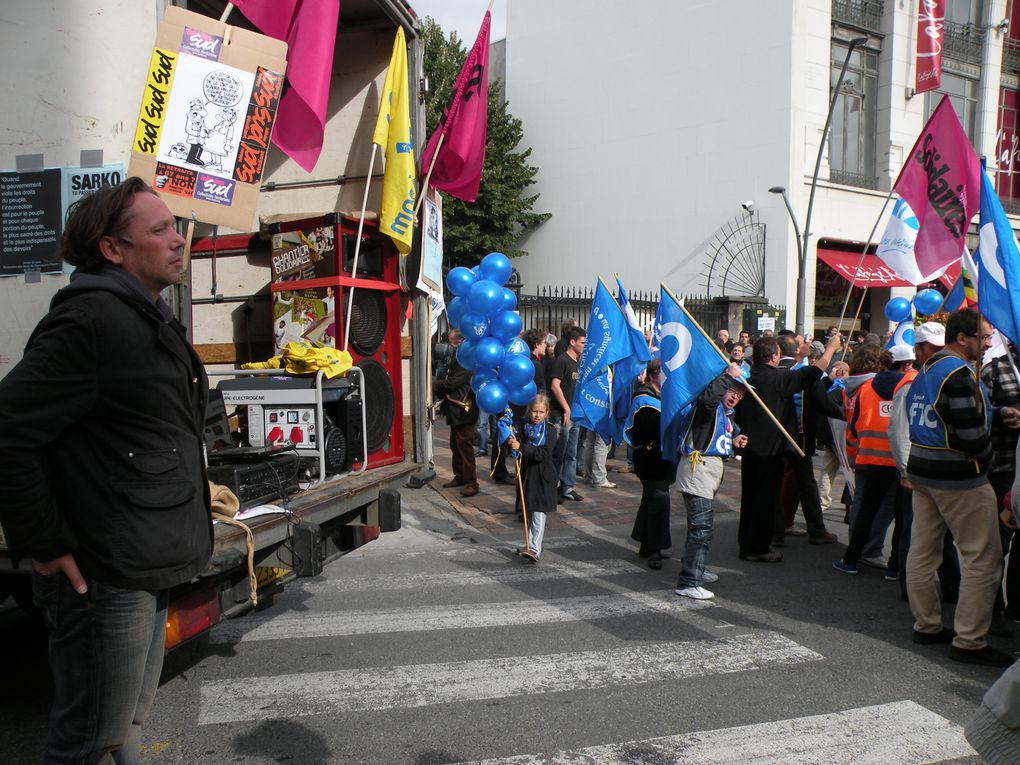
506,395,559,562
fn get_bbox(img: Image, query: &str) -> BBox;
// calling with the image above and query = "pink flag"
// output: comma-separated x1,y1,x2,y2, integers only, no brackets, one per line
233,0,339,173
420,12,490,202
893,95,980,279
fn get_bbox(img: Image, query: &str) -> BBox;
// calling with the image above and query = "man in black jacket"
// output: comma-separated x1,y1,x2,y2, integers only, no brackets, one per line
735,332,842,561
433,328,480,497
0,178,213,762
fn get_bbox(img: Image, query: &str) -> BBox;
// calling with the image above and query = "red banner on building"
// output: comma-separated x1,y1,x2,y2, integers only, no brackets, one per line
915,0,945,94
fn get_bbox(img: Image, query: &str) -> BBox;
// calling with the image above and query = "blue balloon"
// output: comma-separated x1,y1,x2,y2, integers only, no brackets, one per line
447,296,466,328
461,310,490,341
499,354,535,388
456,339,477,371
502,288,517,312
479,252,512,286
489,310,523,342
508,380,538,406
467,279,504,318
884,296,912,323
446,266,476,298
477,379,510,415
471,369,497,393
913,288,943,317
475,337,506,370
504,337,529,356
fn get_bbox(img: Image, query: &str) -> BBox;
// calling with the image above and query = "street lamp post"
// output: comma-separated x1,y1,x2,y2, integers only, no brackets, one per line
775,35,869,337
768,186,802,334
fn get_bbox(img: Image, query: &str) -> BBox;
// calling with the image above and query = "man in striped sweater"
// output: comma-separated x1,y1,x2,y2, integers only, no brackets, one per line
905,308,1018,667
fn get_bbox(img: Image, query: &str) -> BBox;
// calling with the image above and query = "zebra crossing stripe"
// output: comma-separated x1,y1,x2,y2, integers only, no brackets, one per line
291,559,643,594
456,700,975,764
209,590,711,643
198,631,821,725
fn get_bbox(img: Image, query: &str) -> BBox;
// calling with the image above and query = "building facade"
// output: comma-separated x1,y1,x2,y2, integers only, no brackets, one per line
504,0,1020,336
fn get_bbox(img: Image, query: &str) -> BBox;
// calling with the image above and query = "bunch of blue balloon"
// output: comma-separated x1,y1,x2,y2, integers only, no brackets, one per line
884,296,916,349
445,252,537,415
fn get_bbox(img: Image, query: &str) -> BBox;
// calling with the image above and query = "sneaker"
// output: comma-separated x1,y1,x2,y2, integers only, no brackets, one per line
702,570,719,584
674,586,715,600
591,480,617,489
519,550,539,563
860,556,888,570
832,559,858,575
739,552,783,562
913,627,955,645
784,526,808,536
884,571,900,582
568,490,584,501
809,531,838,545
949,645,1016,667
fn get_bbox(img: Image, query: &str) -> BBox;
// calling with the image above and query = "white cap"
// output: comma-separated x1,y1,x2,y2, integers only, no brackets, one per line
915,321,946,347
890,344,915,363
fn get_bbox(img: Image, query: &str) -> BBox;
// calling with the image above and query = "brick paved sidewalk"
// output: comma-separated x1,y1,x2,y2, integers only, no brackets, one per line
428,423,750,536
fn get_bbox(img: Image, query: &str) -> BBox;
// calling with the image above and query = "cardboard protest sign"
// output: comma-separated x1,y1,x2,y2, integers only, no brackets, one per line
129,6,287,230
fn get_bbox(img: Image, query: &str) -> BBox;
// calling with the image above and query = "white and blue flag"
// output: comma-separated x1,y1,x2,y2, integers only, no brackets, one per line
977,166,1020,345
611,276,652,443
658,286,728,462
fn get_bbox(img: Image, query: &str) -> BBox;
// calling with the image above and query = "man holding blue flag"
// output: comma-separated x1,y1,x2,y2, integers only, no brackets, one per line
735,332,843,562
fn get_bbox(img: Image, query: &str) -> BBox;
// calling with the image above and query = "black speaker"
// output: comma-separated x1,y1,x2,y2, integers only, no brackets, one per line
323,395,364,474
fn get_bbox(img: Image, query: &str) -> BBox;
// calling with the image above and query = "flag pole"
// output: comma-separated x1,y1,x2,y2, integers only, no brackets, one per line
342,144,379,352
834,187,896,361
660,283,805,458
220,3,234,22
413,134,446,219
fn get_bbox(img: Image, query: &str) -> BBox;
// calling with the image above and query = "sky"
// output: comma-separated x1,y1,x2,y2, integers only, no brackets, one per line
409,0,507,44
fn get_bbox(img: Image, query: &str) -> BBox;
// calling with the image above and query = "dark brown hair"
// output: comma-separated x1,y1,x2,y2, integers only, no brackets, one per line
61,176,156,271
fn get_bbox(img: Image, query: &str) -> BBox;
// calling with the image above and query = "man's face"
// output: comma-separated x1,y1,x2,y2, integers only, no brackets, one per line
104,193,185,297
731,345,744,361
796,335,810,359
961,321,993,362
716,329,729,343
534,339,547,358
448,331,463,348
739,332,750,344
569,336,586,357
723,387,745,409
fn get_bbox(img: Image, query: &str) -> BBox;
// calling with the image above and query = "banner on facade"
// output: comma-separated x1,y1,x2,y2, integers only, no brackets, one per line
128,6,287,230
915,0,945,94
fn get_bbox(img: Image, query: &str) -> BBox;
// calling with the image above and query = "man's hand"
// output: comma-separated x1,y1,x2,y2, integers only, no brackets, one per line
563,408,572,428
826,332,843,351
32,553,88,594
1002,407,1020,429
726,362,742,378
1001,508,1019,531
829,361,849,380
733,434,748,449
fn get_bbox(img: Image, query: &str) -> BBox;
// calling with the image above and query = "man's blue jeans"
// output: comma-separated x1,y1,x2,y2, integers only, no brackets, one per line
677,493,714,589
550,418,580,496
34,572,167,764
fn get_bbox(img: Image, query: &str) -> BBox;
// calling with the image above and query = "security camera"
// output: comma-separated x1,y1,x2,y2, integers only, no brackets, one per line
741,200,754,212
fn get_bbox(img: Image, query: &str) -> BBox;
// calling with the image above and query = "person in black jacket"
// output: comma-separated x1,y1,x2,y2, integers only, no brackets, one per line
735,332,842,561
628,359,677,569
433,328,480,497
506,394,559,562
0,178,213,762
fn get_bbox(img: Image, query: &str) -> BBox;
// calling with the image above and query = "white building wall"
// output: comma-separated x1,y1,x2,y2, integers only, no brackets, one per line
505,0,1012,335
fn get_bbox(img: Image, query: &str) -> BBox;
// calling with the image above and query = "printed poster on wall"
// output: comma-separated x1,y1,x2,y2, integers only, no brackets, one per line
416,190,443,293
128,6,287,231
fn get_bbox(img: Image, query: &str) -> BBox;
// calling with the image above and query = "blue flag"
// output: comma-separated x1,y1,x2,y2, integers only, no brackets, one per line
496,407,517,457
942,273,965,313
572,280,640,442
650,300,663,358
658,287,728,461
611,277,653,443
977,166,1020,345
576,280,633,388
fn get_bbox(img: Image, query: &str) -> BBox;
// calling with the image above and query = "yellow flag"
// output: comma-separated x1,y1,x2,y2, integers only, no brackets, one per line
373,27,417,255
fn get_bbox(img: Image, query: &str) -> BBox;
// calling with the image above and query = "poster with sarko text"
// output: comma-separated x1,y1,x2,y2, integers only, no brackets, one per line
128,6,287,230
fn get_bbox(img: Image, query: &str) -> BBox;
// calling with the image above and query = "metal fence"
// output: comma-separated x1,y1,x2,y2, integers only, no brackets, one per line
516,285,727,339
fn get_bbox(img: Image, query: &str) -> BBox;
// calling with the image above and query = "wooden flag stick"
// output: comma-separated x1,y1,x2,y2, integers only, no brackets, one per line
343,144,379,353
413,134,446,219
516,455,530,552
661,282,805,458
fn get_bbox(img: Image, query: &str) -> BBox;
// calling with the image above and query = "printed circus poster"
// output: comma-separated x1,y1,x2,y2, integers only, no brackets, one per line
129,6,286,230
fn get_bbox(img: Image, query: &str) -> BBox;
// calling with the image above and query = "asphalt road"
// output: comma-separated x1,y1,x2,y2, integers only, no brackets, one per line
3,467,1010,763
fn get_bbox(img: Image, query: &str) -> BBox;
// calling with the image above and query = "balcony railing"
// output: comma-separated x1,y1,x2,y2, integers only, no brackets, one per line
1004,37,1020,74
831,0,884,32
829,168,880,190
942,20,986,64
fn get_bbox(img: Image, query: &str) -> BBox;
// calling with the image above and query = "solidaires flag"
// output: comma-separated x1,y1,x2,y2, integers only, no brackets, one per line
373,27,417,254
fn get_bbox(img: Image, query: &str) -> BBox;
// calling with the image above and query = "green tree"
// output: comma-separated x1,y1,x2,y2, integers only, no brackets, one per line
420,18,550,270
